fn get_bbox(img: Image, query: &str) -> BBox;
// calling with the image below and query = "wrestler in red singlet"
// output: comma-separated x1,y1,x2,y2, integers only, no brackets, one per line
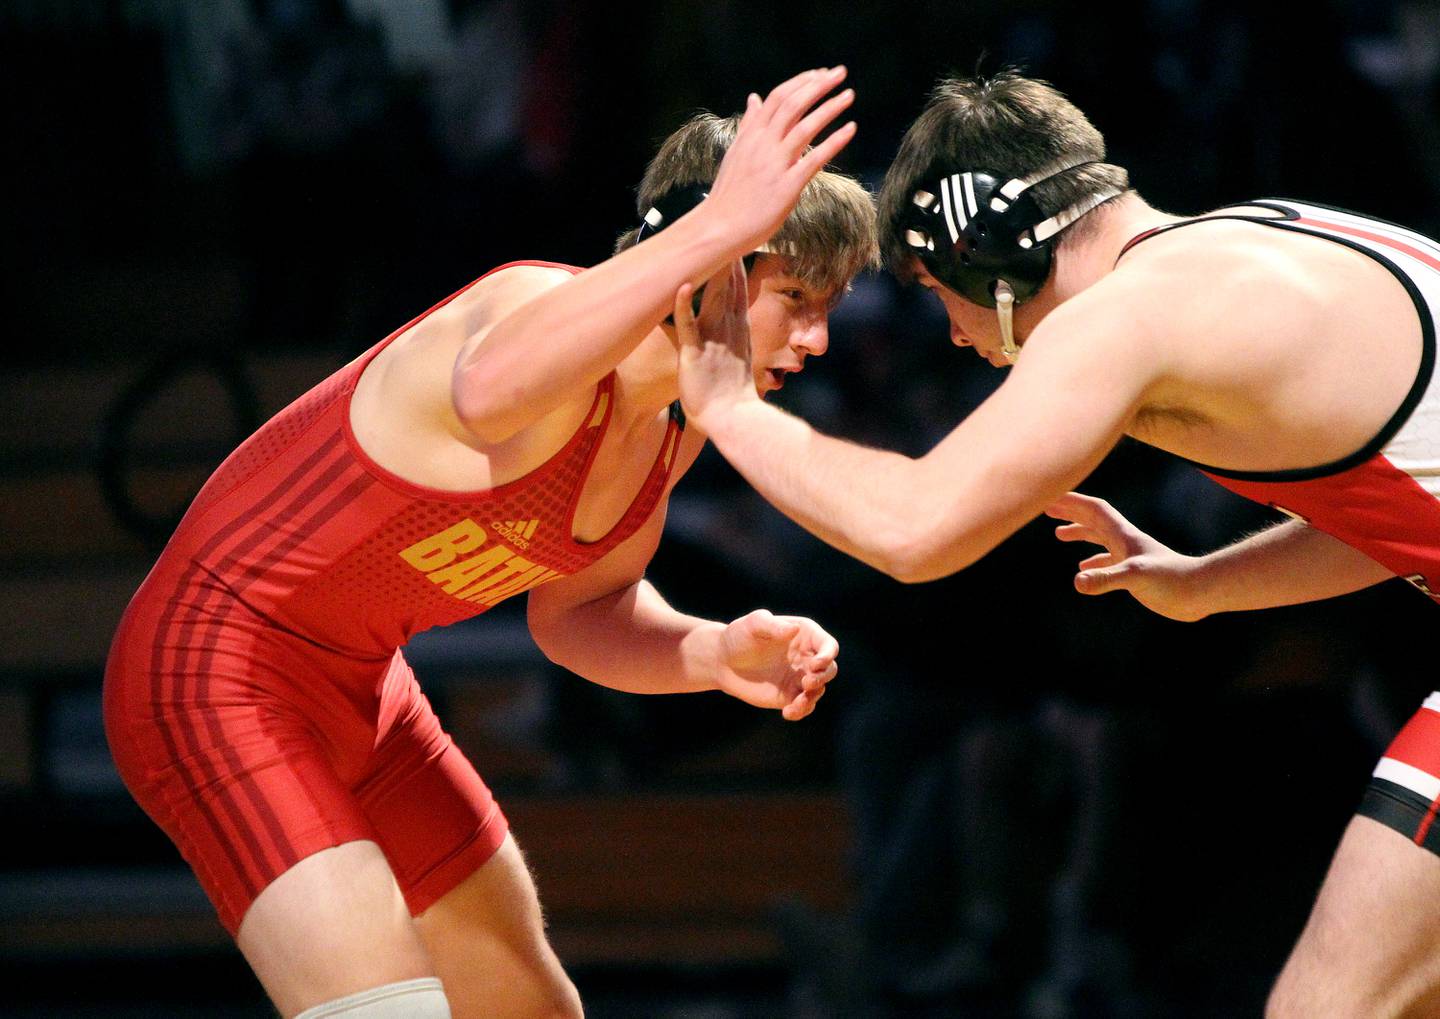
104,262,689,933
101,65,871,1019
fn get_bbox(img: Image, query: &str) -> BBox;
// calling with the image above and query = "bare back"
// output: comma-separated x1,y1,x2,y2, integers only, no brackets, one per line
1115,203,1429,475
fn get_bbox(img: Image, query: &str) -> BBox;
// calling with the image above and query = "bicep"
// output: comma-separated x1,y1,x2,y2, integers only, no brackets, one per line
452,266,579,434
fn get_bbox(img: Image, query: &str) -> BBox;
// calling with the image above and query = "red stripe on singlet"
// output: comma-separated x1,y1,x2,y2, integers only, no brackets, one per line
149,433,348,891
155,431,355,893
1295,217,1440,273
1384,707,1440,778
186,454,374,880
193,468,376,878
1383,707,1440,845
1417,799,1440,846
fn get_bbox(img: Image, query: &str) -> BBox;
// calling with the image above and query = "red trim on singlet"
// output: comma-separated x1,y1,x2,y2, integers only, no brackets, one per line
1295,218,1440,274
150,435,348,887
1416,799,1440,846
339,261,594,505
1115,226,1168,261
1119,211,1440,273
1386,707,1440,779
335,258,683,551
1203,454,1440,596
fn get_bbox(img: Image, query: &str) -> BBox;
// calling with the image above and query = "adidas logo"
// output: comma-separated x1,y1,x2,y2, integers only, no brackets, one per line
491,518,539,549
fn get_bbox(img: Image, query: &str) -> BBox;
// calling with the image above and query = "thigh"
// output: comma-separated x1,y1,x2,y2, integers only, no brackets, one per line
1272,695,1440,1016
414,833,582,1019
1270,816,1440,1017
106,644,381,936
237,840,435,1019
353,669,510,917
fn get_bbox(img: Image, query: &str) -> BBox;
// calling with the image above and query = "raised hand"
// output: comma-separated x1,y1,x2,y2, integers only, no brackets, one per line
674,258,757,428
1045,492,1206,621
714,609,839,721
703,67,856,254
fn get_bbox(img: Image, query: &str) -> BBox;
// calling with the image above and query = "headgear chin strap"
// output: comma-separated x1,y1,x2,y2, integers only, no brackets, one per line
901,159,1122,362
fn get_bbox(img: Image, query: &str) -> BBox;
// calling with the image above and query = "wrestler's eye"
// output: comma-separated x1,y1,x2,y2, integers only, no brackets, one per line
781,288,805,302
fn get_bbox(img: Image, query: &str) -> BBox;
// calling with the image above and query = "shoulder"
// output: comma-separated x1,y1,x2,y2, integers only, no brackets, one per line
1112,221,1326,316
1027,223,1335,420
461,262,580,321
1077,223,1326,359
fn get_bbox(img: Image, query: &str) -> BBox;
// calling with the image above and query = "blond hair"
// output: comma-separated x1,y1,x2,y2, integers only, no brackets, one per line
616,112,878,295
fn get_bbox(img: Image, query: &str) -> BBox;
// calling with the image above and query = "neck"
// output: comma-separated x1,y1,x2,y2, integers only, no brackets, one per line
1011,193,1179,340
1051,193,1180,300
612,325,681,429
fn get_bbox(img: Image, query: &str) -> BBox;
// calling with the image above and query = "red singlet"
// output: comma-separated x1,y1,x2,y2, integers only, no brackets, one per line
104,261,685,932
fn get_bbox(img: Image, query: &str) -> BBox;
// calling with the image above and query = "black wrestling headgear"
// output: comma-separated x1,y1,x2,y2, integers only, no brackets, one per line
899,161,1121,309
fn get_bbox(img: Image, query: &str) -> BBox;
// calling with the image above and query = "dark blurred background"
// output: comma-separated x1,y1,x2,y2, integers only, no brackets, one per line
3,1,1440,1016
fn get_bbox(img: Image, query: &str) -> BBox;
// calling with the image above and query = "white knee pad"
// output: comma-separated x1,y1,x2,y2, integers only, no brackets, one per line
294,977,450,1019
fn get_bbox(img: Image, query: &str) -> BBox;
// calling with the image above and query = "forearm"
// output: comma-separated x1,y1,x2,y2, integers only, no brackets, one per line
701,400,1004,581
532,579,724,695
1189,519,1394,614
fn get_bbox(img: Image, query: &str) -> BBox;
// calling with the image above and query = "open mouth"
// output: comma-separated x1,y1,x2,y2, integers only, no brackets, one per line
766,368,790,390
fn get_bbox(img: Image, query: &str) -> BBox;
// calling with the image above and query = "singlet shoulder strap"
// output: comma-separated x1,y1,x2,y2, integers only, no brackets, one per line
1115,202,1301,266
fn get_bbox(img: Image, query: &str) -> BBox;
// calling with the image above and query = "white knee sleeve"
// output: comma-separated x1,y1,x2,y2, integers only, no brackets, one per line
294,977,450,1019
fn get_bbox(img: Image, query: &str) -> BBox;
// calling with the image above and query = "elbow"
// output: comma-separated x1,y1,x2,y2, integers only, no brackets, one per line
526,607,570,669
878,526,968,585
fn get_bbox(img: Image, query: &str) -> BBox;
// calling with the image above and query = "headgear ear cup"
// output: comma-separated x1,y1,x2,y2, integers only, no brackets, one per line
636,182,714,245
636,182,761,318
901,161,1123,308
637,183,714,317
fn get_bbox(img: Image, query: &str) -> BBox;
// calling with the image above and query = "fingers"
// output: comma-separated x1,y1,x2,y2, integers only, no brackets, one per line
1044,491,1098,519
802,657,838,692
1075,562,1138,596
782,683,827,722
746,608,800,642
697,261,733,322
792,121,856,180
729,258,747,315
761,66,847,128
789,87,854,150
1045,491,1118,526
1052,522,1098,544
673,283,697,337
737,91,761,129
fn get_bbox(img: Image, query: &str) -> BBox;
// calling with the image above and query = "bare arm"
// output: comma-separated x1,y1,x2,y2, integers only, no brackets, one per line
526,488,838,720
675,266,1155,581
452,67,856,443
1047,493,1395,620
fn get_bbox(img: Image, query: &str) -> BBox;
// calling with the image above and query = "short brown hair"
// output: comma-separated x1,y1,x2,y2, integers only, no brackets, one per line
878,73,1130,283
615,112,878,296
